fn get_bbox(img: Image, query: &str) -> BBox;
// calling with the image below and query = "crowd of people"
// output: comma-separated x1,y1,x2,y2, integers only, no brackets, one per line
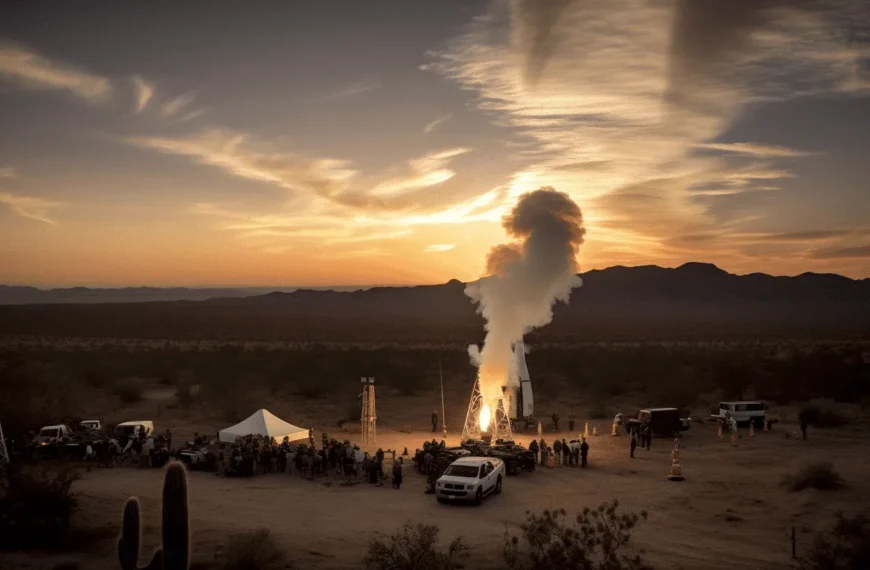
215,432,404,488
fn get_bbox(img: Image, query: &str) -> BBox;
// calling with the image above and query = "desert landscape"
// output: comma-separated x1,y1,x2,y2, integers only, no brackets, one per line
2,332,870,570
4,1,870,569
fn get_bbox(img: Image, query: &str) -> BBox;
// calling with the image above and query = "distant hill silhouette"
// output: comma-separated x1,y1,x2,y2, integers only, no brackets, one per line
1,263,868,341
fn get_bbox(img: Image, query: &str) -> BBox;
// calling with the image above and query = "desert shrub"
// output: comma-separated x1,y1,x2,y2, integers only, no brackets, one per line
223,528,291,570
503,500,650,570
0,465,80,550
176,382,195,409
802,512,870,570
781,462,844,492
815,409,849,428
588,401,610,420
293,378,327,399
0,360,83,440
365,521,469,570
113,380,144,404
799,404,849,428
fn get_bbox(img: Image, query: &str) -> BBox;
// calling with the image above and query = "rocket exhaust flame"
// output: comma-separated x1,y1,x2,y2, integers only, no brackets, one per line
480,403,492,432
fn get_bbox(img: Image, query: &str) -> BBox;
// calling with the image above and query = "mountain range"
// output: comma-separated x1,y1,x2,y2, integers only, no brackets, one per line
1,263,868,341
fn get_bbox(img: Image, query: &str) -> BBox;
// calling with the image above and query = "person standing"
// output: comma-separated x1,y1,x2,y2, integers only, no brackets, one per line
800,419,808,441
164,428,172,451
431,410,439,433
580,437,589,468
630,432,637,458
561,438,570,467
553,439,562,466
529,439,539,464
392,457,404,489
552,412,560,432
568,413,575,433
539,438,547,467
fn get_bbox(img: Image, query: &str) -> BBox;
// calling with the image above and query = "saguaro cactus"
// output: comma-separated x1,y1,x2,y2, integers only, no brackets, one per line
118,461,190,570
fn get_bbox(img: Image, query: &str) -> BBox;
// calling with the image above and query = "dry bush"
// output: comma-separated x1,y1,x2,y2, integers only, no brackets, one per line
223,528,291,570
365,521,469,570
0,465,81,550
588,401,610,420
113,379,144,404
781,462,844,492
802,512,870,570
503,500,650,570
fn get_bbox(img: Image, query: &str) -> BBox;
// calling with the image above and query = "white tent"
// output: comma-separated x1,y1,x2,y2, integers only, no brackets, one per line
219,409,308,443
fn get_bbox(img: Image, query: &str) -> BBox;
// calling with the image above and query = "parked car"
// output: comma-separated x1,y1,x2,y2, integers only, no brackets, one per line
436,456,505,506
626,408,691,437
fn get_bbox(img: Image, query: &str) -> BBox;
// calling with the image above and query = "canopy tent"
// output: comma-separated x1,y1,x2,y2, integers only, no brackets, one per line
219,409,308,443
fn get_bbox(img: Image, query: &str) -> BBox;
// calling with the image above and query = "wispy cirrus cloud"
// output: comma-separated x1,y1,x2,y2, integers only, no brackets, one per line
0,165,16,179
695,142,815,158
0,192,65,224
324,74,381,100
423,113,453,134
127,128,485,218
425,0,868,263
130,75,154,113
425,243,455,252
370,147,470,196
0,43,112,102
161,91,197,117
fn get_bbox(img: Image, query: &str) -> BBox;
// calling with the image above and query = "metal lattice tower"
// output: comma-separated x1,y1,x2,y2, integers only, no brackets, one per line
360,377,376,445
461,378,512,442
0,421,9,470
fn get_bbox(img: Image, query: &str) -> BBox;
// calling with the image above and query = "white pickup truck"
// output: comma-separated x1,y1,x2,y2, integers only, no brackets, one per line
436,457,505,506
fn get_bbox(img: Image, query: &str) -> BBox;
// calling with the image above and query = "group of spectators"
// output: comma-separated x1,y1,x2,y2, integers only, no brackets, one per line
216,433,404,488
530,436,590,468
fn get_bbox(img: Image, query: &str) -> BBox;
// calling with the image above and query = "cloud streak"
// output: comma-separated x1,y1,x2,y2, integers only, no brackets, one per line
423,113,453,134
130,75,154,113
324,74,381,100
695,142,815,157
0,43,111,102
0,192,65,224
426,244,455,252
161,91,197,117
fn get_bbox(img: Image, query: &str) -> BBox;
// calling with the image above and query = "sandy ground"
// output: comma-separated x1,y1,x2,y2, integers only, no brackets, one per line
5,421,870,570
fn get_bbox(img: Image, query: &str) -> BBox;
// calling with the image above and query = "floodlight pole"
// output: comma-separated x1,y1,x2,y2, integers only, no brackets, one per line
439,357,447,439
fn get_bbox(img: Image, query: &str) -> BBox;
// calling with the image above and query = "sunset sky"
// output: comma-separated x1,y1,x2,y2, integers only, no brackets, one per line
1,0,869,287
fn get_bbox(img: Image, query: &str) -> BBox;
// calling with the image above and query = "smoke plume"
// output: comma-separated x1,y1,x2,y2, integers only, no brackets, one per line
466,187,586,404
512,0,577,89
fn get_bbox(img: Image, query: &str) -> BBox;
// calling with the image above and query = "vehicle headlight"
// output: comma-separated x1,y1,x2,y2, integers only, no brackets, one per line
467,484,475,490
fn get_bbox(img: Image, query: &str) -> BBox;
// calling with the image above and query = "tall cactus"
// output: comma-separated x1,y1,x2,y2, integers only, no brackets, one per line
118,461,190,570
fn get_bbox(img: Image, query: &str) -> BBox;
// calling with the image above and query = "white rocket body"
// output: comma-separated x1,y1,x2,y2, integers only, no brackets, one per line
504,340,533,421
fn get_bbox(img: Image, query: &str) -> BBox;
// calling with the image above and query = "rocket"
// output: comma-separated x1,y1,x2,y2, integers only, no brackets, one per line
503,339,534,421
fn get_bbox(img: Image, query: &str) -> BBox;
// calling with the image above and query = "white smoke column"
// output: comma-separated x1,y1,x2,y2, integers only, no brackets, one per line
466,187,586,406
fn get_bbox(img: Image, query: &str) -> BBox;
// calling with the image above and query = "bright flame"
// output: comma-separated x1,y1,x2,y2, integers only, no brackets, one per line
480,403,492,432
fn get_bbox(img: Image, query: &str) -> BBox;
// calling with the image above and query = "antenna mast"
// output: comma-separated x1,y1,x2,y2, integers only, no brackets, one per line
0,421,10,472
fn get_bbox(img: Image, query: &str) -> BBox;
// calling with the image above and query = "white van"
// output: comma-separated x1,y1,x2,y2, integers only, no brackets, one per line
35,424,72,445
711,401,767,427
